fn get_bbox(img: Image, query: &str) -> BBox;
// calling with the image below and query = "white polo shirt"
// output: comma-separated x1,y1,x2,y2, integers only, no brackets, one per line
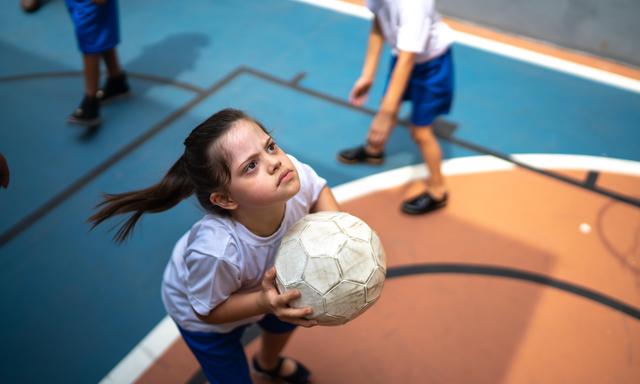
161,155,327,333
367,0,454,63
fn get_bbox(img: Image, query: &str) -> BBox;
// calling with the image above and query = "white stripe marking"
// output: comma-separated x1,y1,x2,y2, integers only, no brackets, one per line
102,154,640,383
291,0,640,93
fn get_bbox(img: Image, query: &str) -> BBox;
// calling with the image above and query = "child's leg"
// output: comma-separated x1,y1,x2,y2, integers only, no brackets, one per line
256,329,296,374
101,48,123,78
179,325,253,384
411,125,446,199
97,48,130,102
82,53,101,97
253,314,311,383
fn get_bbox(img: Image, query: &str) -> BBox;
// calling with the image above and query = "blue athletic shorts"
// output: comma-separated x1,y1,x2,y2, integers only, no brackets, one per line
65,0,120,54
386,48,454,127
178,314,297,384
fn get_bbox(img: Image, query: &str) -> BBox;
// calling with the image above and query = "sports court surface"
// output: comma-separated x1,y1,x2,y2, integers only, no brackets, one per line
0,0,639,383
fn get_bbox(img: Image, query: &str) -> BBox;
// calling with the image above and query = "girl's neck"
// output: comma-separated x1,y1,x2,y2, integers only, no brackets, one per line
231,202,286,237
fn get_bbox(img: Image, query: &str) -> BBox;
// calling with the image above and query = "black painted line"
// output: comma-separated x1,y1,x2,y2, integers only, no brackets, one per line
0,71,206,94
585,170,599,188
0,68,244,247
241,66,640,209
290,72,306,86
387,263,640,320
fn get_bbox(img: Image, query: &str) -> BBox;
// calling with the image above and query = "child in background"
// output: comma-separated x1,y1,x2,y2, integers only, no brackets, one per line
338,0,454,215
90,109,339,384
66,0,130,127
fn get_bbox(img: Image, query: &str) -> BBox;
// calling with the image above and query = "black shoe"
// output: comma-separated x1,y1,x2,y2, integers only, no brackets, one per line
68,95,101,127
401,192,448,215
252,356,311,384
337,145,384,165
21,0,41,13
97,73,130,103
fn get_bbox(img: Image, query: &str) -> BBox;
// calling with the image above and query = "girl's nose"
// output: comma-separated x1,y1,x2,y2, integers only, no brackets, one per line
268,157,281,173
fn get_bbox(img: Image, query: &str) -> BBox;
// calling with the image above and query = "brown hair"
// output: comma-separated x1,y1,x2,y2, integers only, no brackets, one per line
89,108,267,242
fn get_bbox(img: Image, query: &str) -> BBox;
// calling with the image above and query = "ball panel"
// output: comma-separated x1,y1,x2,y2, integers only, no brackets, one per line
300,221,348,257
365,267,385,303
304,211,340,222
303,257,342,294
274,239,307,285
337,239,377,283
313,313,347,326
324,280,366,318
333,213,371,242
370,231,386,271
286,281,325,319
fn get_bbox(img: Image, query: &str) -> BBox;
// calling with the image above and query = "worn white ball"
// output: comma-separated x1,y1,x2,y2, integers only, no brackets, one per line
275,211,386,325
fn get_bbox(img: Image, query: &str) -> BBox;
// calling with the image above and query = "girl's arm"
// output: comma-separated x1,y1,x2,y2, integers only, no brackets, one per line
196,268,317,327
310,186,340,213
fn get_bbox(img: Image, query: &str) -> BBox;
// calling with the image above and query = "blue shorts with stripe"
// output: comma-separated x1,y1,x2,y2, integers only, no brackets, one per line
386,48,454,127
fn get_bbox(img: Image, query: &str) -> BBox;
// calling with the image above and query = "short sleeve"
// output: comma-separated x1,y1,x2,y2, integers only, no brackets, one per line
290,155,327,208
184,245,242,316
396,0,432,53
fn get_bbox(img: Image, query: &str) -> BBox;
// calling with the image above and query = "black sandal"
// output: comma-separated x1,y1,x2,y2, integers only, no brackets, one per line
252,355,312,384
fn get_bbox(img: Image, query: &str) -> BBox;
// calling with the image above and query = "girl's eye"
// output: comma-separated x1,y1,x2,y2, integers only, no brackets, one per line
244,161,257,173
267,142,277,153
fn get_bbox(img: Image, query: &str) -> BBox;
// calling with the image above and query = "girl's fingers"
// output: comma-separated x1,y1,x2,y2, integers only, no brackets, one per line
261,267,276,289
278,305,312,319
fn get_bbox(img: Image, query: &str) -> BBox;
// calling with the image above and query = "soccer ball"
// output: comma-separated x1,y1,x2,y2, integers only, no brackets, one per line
275,211,386,325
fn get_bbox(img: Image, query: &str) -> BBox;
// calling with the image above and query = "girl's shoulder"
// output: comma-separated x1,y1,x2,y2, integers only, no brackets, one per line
185,215,239,259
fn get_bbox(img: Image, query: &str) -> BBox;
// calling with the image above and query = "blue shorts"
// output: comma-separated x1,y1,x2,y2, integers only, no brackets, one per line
386,48,454,127
65,0,120,54
178,314,297,384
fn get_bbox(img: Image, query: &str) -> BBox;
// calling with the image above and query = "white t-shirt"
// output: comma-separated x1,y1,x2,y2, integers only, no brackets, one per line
367,0,454,63
161,155,327,333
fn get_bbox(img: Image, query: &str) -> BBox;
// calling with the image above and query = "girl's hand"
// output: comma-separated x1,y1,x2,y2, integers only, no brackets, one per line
259,267,318,327
349,76,373,106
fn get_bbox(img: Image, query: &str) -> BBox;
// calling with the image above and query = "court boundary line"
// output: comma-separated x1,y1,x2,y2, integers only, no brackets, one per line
291,0,640,93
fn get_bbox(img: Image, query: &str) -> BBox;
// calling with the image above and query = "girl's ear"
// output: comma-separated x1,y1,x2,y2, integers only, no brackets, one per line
209,192,238,210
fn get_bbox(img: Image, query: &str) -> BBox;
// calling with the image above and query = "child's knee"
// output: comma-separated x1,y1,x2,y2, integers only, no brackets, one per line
411,126,435,143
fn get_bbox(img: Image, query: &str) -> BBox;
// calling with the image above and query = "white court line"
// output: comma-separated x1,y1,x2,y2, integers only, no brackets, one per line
292,0,640,94
101,154,640,383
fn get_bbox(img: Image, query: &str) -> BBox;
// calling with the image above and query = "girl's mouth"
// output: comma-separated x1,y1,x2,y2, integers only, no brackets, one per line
278,170,293,186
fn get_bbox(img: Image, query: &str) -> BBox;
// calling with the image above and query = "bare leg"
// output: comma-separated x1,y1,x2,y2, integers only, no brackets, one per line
255,330,298,377
411,125,447,199
101,48,123,78
82,53,101,96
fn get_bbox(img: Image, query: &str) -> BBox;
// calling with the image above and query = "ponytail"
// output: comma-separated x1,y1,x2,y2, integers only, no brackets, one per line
89,156,194,243
90,108,258,244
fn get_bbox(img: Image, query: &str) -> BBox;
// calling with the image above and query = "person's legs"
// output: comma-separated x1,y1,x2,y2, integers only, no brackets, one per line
411,125,446,199
253,314,311,383
256,329,296,373
82,53,101,97
97,48,130,102
68,53,101,126
101,48,123,78
179,325,253,384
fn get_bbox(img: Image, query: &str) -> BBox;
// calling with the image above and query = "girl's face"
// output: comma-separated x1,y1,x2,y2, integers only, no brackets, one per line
219,119,300,210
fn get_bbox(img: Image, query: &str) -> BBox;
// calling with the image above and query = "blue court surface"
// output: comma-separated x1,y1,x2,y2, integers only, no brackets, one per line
1,0,639,382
